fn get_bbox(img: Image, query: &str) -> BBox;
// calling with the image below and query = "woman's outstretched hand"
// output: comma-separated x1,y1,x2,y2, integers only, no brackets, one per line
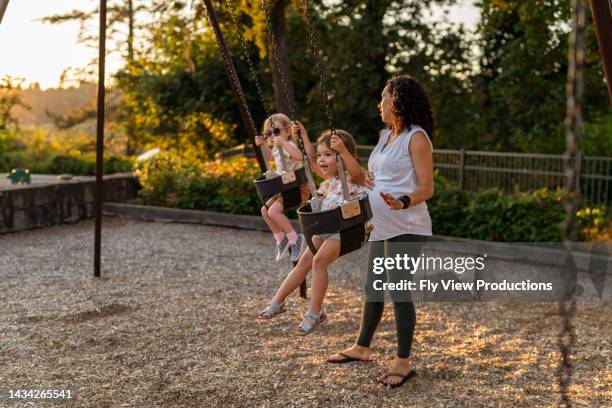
380,192,403,210
255,135,265,146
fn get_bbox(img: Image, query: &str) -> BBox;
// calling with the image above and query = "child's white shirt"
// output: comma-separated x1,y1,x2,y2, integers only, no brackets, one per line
317,175,369,211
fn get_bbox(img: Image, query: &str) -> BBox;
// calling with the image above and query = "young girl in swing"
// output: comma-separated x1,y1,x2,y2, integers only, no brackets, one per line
258,125,369,335
255,113,310,262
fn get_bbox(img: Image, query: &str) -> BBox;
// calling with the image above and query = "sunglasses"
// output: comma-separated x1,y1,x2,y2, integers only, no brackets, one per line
264,127,282,138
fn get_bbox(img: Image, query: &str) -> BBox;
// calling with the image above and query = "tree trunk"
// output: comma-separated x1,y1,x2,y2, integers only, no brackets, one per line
268,0,295,116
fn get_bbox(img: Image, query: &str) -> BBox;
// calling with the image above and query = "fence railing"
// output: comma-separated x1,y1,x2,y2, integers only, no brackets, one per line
217,145,612,206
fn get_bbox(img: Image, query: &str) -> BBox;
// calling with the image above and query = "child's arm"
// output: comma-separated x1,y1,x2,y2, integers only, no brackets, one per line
291,120,325,178
275,137,303,162
292,121,316,161
255,135,273,163
330,134,366,186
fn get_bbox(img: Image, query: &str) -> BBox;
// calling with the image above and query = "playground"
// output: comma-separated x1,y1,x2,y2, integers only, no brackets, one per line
1,0,611,406
1,217,610,407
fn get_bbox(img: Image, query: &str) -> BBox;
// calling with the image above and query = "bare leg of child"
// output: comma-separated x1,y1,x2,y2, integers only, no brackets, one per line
261,205,282,235
308,238,341,314
268,200,298,242
271,238,322,304
272,250,312,304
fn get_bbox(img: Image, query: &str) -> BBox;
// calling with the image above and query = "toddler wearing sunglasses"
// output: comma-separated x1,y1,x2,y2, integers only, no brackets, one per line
255,113,310,263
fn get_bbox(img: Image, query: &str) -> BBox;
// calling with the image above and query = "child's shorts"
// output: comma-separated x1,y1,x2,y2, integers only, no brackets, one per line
312,232,341,242
265,183,310,207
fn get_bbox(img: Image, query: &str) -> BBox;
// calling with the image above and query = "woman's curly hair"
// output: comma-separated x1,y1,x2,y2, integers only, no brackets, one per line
386,75,436,140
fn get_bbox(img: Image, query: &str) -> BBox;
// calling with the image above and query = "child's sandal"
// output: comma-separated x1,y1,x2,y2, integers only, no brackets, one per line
296,310,326,336
258,301,286,320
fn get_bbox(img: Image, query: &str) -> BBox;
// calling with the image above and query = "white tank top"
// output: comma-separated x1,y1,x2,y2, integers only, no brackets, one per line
367,126,433,241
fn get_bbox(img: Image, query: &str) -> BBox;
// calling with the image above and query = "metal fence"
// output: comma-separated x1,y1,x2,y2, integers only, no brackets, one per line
218,145,612,206
432,149,612,206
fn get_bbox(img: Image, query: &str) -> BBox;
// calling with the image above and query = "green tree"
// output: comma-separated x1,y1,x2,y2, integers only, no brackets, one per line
41,0,159,154
473,0,609,153
0,76,29,131
114,0,475,156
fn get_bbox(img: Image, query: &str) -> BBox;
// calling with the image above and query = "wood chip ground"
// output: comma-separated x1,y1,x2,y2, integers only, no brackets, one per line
1,218,610,407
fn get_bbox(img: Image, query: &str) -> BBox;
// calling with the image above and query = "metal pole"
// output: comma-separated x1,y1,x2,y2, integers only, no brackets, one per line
94,0,107,278
202,0,267,172
0,0,9,25
299,278,307,298
589,0,612,106
459,148,466,190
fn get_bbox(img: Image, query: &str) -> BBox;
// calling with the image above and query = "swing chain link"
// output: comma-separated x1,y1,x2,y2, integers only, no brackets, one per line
294,122,309,158
259,0,313,164
224,0,272,120
558,0,586,406
224,0,281,171
300,0,335,136
261,0,297,121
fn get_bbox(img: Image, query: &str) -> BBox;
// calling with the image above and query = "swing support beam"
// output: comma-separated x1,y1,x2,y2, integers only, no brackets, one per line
94,0,107,277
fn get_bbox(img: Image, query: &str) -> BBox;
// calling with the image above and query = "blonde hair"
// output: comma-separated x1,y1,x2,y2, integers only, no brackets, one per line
316,129,359,161
262,113,297,144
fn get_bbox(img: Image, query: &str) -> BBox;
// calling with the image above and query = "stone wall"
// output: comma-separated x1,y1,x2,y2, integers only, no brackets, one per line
0,174,138,234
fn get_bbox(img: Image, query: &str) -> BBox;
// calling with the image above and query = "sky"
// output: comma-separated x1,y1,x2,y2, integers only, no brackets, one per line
0,0,122,89
0,1,480,90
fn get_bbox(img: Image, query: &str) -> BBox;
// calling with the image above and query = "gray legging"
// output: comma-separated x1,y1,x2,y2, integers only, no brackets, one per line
356,233,429,358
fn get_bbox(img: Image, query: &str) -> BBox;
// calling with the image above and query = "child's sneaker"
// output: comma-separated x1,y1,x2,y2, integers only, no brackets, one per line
275,236,290,262
289,234,307,262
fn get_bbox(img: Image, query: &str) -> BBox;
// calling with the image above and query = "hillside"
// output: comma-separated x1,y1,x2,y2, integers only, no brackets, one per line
13,82,97,127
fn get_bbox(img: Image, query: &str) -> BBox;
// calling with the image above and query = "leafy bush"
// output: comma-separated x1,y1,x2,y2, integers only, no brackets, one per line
136,153,261,215
47,155,96,175
137,155,610,241
0,129,133,175
430,188,562,241
0,130,133,176
0,130,20,171
429,185,609,242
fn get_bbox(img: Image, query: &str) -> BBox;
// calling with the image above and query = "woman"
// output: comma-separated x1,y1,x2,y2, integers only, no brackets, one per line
327,75,435,388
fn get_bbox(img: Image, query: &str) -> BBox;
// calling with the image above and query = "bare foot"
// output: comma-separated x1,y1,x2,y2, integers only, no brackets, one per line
377,357,412,385
327,344,371,362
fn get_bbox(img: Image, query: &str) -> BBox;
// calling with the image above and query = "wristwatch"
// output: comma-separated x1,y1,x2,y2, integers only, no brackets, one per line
398,195,411,209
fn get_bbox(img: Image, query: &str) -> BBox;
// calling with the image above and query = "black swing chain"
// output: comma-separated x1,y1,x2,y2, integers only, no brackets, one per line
224,0,273,120
259,0,311,162
300,0,335,136
558,0,585,406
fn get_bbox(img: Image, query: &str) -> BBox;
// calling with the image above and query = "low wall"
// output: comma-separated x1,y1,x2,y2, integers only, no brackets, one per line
0,173,138,234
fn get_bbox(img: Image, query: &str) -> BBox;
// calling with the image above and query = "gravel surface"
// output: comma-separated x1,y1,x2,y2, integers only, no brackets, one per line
0,218,610,407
